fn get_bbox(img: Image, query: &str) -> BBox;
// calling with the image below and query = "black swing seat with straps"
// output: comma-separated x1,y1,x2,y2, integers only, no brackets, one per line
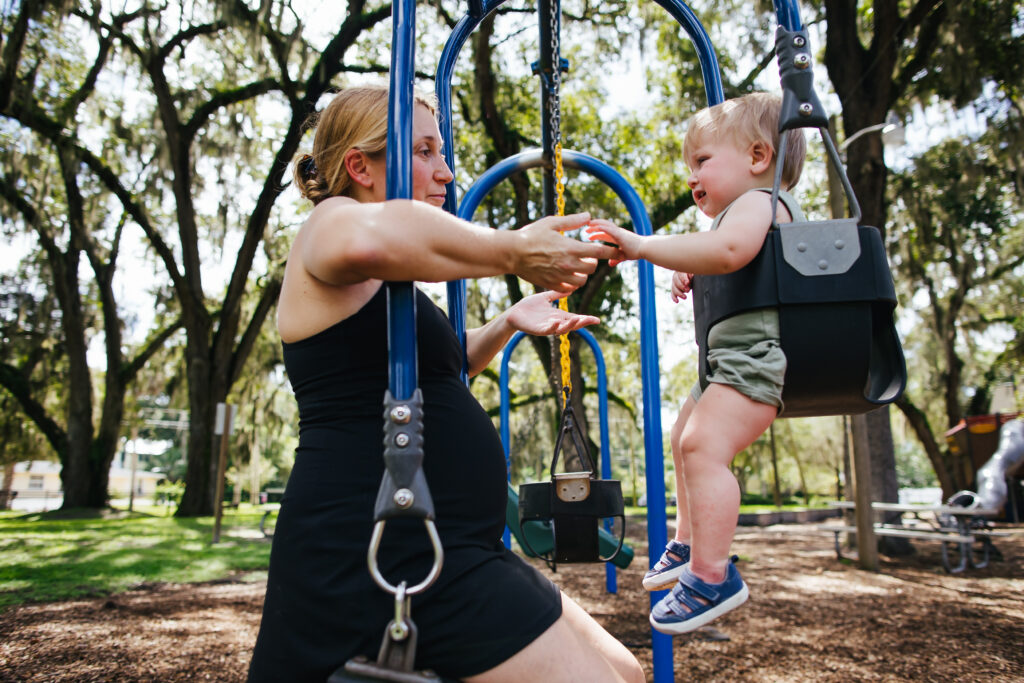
518,399,626,568
692,24,906,419
692,215,906,418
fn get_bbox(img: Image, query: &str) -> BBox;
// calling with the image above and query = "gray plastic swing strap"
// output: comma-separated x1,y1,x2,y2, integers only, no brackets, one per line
770,25,861,226
770,24,863,276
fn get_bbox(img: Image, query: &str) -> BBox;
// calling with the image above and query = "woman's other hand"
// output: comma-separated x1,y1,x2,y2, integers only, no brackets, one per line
507,290,600,336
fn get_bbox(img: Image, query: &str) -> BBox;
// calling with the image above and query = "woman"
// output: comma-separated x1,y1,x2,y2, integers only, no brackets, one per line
247,84,644,683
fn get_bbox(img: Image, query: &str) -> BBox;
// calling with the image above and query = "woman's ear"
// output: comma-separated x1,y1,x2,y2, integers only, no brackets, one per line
749,140,774,175
344,149,374,189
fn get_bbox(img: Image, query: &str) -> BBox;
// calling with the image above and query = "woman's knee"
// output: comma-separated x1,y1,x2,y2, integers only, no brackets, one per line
464,609,637,683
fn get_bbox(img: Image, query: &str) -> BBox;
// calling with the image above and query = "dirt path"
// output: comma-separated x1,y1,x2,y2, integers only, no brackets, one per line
1,522,1021,682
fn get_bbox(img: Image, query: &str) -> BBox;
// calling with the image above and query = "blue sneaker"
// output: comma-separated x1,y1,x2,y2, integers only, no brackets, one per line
649,560,749,635
642,540,691,591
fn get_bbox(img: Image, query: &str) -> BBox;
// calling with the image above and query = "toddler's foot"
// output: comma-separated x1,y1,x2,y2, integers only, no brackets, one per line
642,540,691,590
649,559,748,635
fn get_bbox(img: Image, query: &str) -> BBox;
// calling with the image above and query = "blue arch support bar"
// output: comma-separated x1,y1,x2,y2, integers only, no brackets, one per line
649,0,724,105
499,328,617,593
456,147,673,677
431,3,735,681
436,0,506,382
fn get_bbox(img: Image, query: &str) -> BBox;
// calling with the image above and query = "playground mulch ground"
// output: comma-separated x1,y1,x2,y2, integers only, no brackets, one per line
1,519,1022,682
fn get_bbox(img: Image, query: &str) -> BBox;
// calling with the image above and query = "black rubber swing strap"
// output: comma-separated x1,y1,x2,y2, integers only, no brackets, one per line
547,401,597,475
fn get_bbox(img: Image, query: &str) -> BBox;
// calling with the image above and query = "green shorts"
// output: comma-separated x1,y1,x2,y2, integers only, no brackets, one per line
689,308,787,411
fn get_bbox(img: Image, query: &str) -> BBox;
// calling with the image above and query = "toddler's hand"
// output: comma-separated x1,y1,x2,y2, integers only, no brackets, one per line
582,219,642,267
670,271,694,303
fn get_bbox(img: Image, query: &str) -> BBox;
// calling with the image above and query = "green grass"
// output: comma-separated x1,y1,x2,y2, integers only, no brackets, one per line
0,505,275,610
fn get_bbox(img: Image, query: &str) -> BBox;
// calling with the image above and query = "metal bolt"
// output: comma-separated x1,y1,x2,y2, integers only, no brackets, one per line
389,620,409,641
818,260,829,270
390,405,411,423
394,488,414,508
799,102,814,116
395,433,410,447
797,242,808,252
793,35,806,48
794,53,811,69
834,240,846,250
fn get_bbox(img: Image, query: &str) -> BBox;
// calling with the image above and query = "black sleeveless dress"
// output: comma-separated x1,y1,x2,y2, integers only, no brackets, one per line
248,286,562,681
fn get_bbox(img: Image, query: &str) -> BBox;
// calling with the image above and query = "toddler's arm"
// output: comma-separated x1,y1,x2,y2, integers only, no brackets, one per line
584,192,777,275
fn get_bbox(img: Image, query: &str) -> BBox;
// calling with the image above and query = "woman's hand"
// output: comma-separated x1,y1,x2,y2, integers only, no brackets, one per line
506,290,600,336
582,219,643,266
513,213,618,290
670,271,694,303
464,290,599,376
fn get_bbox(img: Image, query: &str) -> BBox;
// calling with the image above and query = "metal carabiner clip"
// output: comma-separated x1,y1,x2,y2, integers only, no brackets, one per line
367,519,444,598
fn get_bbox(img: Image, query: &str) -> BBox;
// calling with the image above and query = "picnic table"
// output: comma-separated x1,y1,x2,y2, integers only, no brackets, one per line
821,501,1007,573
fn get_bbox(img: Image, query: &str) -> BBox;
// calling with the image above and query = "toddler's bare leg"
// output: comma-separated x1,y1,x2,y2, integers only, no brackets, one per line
669,398,697,545
677,383,775,583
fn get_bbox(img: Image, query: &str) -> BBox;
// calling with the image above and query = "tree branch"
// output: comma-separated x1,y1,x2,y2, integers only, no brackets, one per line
183,78,281,140
0,362,68,457
122,317,185,383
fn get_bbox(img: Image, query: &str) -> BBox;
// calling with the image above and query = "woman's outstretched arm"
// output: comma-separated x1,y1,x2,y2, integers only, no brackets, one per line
302,197,616,291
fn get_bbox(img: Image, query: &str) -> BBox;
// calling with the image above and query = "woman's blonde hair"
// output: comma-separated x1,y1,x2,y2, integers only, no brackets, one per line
683,92,806,190
293,84,438,205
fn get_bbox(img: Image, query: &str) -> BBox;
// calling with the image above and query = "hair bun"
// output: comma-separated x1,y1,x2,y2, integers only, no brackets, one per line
298,154,318,180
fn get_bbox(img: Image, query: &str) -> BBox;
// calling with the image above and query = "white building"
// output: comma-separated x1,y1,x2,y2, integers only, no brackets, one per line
2,453,166,512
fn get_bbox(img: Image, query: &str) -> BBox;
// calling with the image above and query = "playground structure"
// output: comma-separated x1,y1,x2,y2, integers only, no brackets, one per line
361,0,907,681
946,415,1024,521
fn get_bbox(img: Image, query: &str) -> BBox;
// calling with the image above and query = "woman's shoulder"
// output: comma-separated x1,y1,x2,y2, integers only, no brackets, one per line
303,195,361,226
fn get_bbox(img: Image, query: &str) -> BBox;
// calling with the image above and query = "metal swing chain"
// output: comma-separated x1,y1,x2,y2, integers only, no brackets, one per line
547,0,572,408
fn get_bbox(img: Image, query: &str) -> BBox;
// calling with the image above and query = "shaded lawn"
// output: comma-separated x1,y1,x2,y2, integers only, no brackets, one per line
0,507,273,609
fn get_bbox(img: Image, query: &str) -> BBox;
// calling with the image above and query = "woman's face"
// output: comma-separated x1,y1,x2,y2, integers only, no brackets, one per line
364,104,454,206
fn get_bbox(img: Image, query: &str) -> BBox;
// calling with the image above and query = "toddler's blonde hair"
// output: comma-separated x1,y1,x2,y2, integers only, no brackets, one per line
683,92,806,190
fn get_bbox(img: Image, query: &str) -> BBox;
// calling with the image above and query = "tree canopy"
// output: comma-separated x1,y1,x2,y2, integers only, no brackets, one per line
1,0,1021,515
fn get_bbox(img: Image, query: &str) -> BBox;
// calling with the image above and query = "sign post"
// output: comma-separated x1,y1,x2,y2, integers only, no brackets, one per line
212,403,236,544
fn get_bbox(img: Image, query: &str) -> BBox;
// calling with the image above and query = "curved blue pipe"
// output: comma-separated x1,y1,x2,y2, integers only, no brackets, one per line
432,1,758,678
462,149,664,603
773,0,803,31
436,3,505,383
650,0,724,105
576,327,617,595
498,329,611,489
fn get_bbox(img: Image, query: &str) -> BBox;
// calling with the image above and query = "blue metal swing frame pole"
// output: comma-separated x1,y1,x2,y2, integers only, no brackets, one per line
385,0,418,401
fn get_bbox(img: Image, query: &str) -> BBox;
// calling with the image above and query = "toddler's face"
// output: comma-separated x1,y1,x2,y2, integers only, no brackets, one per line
685,138,761,219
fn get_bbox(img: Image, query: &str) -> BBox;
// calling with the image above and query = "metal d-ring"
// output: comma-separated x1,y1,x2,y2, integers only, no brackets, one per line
367,519,444,597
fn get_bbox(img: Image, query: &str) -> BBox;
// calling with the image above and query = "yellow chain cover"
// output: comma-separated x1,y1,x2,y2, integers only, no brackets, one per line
553,142,571,406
